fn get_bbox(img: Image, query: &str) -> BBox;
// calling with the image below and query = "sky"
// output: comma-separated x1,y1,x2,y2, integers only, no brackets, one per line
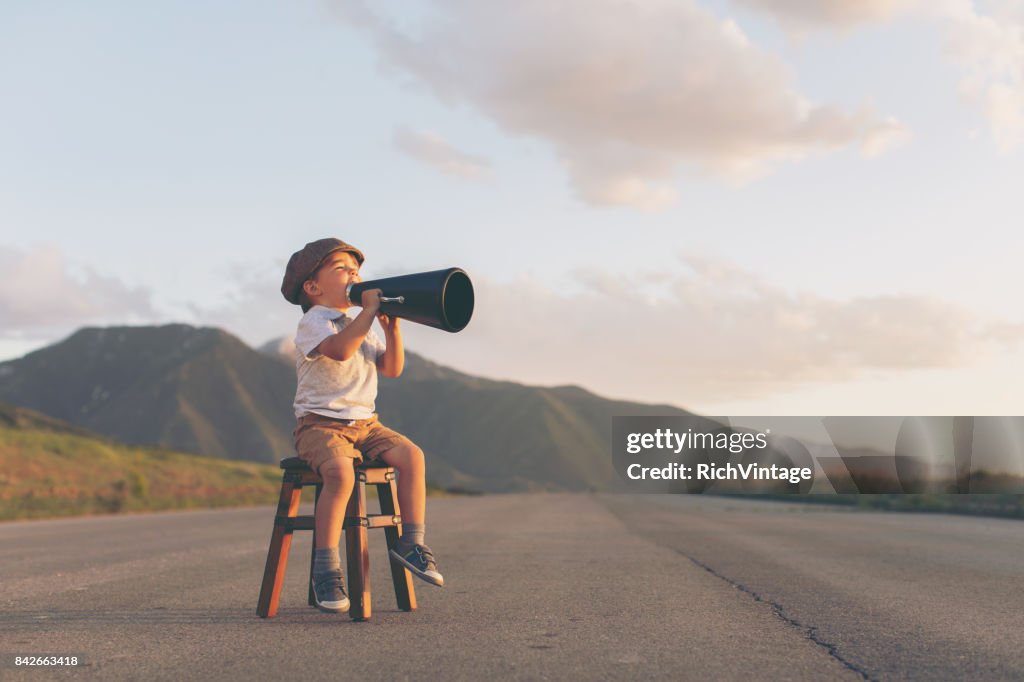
1,0,1022,416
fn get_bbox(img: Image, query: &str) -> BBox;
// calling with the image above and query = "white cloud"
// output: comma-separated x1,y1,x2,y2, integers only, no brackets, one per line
0,245,157,336
337,0,905,209
401,254,1023,406
732,0,921,29
734,0,1024,152
393,127,490,179
860,116,913,156
183,260,299,350
941,0,1024,151
144,253,1023,409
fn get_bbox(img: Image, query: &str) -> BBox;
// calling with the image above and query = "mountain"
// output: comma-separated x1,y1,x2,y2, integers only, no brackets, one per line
0,325,701,492
376,371,695,492
254,337,700,491
269,339,702,492
0,325,296,462
0,401,101,438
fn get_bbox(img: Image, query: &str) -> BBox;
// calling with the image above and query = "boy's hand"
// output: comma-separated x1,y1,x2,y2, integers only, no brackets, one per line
377,312,400,334
360,288,383,313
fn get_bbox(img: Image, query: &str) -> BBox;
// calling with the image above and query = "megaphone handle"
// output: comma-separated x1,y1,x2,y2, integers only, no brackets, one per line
346,284,404,305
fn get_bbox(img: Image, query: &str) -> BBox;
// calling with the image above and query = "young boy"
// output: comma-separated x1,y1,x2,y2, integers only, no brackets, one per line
281,237,443,614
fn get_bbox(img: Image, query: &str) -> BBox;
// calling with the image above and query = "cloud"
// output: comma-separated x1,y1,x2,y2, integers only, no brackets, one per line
393,127,491,179
337,0,905,209
161,253,1023,409
182,260,300,350
401,254,1023,406
732,0,920,30
0,245,157,337
860,116,913,156
734,0,1024,152
941,0,1024,151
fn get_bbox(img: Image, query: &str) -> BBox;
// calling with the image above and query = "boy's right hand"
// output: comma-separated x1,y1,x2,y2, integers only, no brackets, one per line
361,288,383,313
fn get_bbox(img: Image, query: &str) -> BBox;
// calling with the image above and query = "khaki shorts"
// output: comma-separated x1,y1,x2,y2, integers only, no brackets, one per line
293,413,411,475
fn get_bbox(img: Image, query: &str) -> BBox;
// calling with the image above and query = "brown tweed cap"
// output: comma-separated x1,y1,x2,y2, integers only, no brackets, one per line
281,238,365,305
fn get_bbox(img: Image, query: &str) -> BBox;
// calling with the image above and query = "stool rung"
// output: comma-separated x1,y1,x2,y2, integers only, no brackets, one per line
344,514,401,529
283,471,321,486
358,468,395,485
274,516,315,531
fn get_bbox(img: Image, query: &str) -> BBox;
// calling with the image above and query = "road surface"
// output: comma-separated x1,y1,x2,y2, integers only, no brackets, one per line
1,494,1022,680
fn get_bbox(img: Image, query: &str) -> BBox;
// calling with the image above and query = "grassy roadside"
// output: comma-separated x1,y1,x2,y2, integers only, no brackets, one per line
0,425,285,521
0,420,462,522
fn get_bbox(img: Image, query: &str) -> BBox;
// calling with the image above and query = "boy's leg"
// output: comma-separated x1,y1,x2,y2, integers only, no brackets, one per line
310,458,355,612
294,413,363,612
358,419,443,586
294,414,360,547
368,431,443,586
377,441,426,526
315,458,355,548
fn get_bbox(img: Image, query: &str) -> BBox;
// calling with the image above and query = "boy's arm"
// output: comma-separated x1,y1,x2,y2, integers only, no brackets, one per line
376,316,404,378
316,290,382,361
376,315,404,378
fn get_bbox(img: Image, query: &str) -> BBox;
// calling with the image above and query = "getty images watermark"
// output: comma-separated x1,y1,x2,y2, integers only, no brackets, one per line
610,416,1024,494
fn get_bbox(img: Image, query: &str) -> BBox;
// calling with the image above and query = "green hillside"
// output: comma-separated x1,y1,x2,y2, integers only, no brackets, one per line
0,405,282,521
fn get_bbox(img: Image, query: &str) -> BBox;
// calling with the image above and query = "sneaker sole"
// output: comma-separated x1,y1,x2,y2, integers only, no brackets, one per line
311,579,350,613
389,549,444,587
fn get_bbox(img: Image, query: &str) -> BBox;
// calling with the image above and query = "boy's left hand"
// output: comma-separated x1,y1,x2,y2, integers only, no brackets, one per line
377,312,400,334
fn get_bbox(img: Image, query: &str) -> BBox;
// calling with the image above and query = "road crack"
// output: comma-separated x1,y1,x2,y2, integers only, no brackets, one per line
676,549,877,682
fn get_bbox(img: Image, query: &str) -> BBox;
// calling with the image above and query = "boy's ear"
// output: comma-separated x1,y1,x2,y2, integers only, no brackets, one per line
302,279,320,296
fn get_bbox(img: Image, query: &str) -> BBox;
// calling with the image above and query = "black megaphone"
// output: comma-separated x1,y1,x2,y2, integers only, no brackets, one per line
346,267,474,333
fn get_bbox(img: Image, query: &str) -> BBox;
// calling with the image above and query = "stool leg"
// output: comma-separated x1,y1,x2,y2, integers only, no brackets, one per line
378,475,417,612
257,476,303,618
308,481,323,607
345,475,372,621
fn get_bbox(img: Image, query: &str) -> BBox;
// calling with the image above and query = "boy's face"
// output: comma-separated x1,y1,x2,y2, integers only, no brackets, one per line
303,250,362,309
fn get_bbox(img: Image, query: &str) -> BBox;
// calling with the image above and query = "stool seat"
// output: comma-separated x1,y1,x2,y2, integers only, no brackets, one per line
279,456,391,471
256,456,417,620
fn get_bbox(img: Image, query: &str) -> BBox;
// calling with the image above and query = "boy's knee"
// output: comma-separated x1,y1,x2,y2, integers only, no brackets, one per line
404,442,424,465
386,441,424,471
319,458,355,485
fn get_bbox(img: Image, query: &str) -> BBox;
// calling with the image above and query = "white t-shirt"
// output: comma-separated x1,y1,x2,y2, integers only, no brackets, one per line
292,305,386,420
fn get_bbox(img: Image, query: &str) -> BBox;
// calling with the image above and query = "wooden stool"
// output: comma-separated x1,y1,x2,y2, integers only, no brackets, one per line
256,457,417,621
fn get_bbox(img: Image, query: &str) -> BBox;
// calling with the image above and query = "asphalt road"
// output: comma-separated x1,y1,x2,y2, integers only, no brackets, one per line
1,494,1021,681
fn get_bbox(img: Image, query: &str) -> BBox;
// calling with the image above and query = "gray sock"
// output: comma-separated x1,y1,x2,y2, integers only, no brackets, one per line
398,523,425,550
313,546,341,577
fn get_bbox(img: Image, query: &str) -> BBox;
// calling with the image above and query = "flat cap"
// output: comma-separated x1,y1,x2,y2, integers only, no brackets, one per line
281,238,365,305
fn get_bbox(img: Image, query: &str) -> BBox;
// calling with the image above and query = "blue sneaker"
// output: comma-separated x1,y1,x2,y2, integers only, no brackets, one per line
311,569,350,613
390,544,444,587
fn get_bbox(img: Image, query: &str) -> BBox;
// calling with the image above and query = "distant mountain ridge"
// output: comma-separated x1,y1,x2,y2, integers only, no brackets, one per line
0,402,100,438
0,325,296,462
0,325,700,492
